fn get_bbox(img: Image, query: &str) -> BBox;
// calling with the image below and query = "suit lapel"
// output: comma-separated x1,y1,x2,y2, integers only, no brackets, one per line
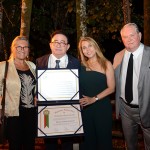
117,52,125,81
138,46,150,87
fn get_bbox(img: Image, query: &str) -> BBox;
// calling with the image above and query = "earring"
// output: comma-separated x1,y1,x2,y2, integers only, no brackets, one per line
26,55,29,60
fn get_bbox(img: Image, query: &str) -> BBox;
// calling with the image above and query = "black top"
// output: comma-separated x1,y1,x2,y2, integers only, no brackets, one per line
17,69,36,108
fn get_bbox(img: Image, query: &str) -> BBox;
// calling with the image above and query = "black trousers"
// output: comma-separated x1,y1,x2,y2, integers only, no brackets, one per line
7,107,37,150
44,137,74,150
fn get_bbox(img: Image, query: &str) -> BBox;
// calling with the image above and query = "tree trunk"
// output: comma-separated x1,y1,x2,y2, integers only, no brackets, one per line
0,1,7,61
76,0,87,45
144,0,150,46
20,0,32,38
122,0,131,24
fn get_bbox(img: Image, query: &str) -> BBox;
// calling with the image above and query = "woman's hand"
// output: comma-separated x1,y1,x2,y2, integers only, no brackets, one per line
79,95,96,107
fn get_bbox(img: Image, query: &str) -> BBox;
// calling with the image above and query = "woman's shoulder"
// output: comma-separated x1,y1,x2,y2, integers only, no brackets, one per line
105,60,115,75
26,61,36,69
105,60,113,69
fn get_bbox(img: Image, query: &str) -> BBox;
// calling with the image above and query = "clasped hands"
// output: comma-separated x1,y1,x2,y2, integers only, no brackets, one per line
79,95,96,107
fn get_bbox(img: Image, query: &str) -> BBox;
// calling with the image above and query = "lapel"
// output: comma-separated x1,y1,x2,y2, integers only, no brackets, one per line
138,46,150,87
66,55,75,69
67,55,71,69
37,54,49,69
8,59,21,84
115,51,125,84
116,59,123,92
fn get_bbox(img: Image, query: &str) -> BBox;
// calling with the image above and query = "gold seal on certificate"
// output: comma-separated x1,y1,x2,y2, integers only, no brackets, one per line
37,69,83,137
38,104,83,137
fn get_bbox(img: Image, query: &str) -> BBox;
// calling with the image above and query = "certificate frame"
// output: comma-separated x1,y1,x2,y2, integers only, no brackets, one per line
37,69,79,103
37,103,84,138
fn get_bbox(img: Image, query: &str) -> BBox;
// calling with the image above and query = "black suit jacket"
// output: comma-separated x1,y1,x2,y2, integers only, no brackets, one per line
36,54,80,69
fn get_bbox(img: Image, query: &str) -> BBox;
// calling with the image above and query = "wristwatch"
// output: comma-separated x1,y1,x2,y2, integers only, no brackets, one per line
95,95,99,101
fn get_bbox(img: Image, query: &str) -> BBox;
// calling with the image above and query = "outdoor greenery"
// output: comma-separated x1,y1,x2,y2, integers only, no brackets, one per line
1,0,143,62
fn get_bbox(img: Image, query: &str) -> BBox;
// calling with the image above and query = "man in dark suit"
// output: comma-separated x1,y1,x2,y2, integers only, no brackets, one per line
36,30,80,150
113,23,150,150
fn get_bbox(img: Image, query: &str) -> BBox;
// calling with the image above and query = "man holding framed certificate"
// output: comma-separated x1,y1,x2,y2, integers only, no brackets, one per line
36,30,80,150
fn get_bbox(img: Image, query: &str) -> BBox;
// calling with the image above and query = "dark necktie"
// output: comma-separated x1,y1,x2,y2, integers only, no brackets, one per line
55,60,60,68
125,53,133,103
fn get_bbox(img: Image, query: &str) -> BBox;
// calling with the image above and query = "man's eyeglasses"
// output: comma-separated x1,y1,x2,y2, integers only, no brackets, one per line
16,46,29,51
51,42,67,47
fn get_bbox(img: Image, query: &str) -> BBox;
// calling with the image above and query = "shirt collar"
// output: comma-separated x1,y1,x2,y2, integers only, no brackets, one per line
51,54,67,62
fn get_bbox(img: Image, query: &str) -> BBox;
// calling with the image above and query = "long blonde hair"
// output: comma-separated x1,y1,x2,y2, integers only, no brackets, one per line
9,36,29,59
78,37,107,71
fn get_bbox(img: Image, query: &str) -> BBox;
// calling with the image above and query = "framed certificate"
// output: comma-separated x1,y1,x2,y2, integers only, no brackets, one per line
37,69,79,102
37,104,84,137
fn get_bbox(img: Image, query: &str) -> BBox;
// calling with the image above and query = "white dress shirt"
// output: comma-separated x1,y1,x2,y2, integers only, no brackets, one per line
121,43,144,105
48,54,68,68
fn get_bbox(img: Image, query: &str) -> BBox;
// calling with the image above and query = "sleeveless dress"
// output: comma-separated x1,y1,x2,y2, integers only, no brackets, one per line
79,66,112,150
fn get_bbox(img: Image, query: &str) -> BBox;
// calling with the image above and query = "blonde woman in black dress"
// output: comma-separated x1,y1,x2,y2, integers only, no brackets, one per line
78,37,115,150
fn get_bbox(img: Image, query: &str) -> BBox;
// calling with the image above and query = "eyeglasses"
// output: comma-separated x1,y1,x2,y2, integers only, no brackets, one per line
16,46,29,51
51,42,67,47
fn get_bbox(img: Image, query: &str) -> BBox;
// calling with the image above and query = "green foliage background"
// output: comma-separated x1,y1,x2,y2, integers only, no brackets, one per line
1,0,143,62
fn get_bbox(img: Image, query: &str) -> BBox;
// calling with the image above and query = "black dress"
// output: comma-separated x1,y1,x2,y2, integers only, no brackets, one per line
79,66,112,150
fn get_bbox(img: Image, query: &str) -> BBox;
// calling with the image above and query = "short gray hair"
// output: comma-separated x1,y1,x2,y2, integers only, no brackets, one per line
120,23,140,35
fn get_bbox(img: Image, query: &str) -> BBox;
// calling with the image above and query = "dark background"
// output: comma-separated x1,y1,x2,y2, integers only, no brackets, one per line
1,0,144,63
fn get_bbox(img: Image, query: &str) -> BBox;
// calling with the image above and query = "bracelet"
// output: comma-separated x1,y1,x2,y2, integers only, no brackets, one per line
95,95,99,101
